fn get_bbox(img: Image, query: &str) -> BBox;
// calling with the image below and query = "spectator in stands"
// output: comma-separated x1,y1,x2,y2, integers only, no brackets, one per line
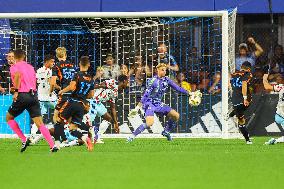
102,54,120,80
208,72,221,94
270,44,284,74
120,64,129,77
0,51,14,92
157,43,179,79
235,37,263,71
176,72,196,92
129,55,151,86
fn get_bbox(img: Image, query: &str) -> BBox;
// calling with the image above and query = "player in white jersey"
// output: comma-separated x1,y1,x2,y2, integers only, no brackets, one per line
263,73,284,144
85,68,128,143
30,55,56,144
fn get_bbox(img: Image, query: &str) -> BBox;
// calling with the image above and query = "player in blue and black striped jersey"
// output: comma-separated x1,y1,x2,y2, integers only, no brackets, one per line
229,61,253,144
57,56,95,151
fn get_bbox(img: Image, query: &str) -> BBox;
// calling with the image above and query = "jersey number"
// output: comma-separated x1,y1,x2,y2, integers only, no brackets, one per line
231,77,242,87
63,68,75,80
79,82,91,95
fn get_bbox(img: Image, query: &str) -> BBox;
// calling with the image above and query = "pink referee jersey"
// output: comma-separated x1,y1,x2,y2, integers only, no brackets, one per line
10,61,37,92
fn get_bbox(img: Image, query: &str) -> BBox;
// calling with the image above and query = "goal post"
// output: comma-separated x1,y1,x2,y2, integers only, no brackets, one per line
0,9,237,138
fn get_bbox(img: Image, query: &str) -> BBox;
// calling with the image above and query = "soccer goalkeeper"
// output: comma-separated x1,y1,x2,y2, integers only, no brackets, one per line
127,63,191,142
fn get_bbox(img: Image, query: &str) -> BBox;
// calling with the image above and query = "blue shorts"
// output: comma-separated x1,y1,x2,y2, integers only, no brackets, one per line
89,100,108,121
143,103,172,117
275,114,284,127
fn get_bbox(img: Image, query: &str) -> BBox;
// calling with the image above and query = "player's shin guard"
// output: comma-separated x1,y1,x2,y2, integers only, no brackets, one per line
164,119,176,133
133,123,147,137
39,124,55,148
238,124,250,142
8,120,27,142
54,122,67,141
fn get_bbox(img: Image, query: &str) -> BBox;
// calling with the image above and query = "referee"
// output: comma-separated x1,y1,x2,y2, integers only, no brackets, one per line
6,49,58,152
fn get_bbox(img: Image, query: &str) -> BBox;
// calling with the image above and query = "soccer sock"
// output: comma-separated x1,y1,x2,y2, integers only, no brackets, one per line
238,124,250,142
164,119,176,133
133,123,147,137
39,124,55,148
7,120,26,142
98,120,110,135
54,122,66,141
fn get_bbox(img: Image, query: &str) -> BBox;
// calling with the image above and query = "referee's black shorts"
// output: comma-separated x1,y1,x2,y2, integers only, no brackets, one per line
8,92,41,118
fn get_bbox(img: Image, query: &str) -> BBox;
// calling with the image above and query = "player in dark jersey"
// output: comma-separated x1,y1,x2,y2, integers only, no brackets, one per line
229,61,253,144
57,56,95,151
50,47,76,145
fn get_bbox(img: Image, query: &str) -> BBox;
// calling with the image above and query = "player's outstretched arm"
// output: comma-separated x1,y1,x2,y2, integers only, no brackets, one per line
87,90,94,99
167,77,189,95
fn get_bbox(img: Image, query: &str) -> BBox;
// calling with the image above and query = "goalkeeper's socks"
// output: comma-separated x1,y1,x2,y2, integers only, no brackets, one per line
39,124,55,148
164,119,176,133
133,123,147,137
238,124,250,142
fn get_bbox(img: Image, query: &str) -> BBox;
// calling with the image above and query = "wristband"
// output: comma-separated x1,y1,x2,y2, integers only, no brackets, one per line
243,96,247,100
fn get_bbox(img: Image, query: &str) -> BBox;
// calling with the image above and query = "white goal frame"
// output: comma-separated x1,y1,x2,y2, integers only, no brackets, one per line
0,11,232,139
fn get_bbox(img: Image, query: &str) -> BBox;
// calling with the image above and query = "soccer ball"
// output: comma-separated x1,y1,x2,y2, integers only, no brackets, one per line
189,90,202,106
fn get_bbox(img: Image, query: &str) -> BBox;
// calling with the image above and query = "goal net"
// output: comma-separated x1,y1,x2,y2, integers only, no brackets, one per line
0,9,237,138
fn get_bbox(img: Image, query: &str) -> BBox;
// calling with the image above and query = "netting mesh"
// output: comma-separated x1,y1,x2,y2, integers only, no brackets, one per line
0,10,236,136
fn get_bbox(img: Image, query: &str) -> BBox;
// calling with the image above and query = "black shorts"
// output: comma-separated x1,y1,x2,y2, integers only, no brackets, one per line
55,94,70,111
233,104,248,119
59,100,85,126
8,93,41,118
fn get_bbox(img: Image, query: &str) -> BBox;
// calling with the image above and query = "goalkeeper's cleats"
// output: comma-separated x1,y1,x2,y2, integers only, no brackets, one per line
20,137,31,153
265,138,276,145
96,138,104,144
162,131,173,141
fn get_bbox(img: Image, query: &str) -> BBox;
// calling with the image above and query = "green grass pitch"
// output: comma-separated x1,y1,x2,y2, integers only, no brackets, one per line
0,137,284,189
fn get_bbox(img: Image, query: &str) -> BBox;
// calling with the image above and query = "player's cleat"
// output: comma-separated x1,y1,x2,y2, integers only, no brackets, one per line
86,137,94,151
126,136,134,143
246,140,253,145
20,138,31,153
265,138,276,145
96,138,104,144
50,146,59,152
162,131,173,141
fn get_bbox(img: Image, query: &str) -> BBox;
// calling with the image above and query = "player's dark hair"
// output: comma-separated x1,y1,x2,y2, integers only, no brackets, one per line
79,56,90,67
44,54,54,62
13,49,26,60
118,74,128,83
241,61,252,70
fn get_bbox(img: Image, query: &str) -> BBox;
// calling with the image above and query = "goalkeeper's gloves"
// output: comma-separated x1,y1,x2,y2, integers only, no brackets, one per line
128,105,141,118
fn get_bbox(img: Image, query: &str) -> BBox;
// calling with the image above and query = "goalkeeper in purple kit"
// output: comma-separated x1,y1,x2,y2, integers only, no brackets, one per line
127,63,192,142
